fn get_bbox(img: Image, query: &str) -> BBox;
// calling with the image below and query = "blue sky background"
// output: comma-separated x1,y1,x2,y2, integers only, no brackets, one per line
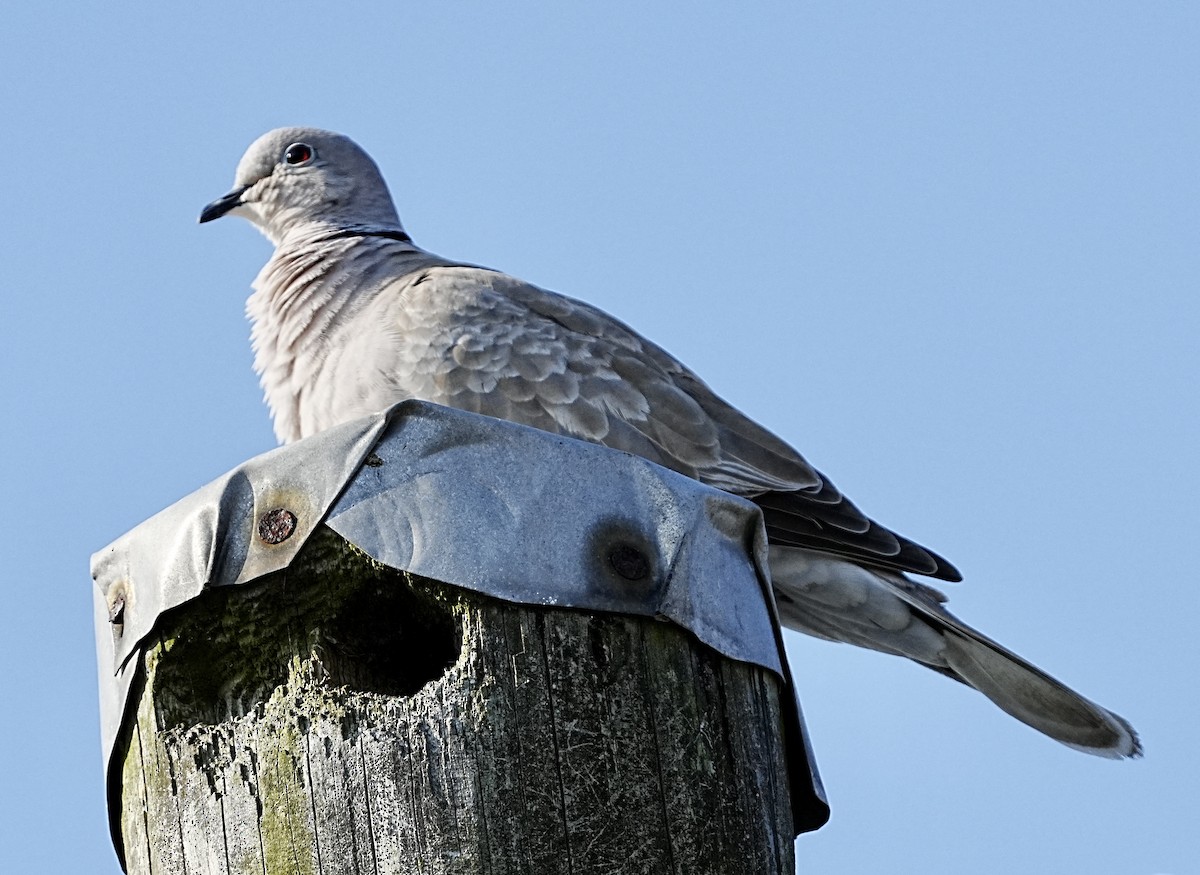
1,4,1195,873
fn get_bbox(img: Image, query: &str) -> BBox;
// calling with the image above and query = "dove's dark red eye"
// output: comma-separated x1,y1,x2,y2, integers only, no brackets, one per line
283,143,315,166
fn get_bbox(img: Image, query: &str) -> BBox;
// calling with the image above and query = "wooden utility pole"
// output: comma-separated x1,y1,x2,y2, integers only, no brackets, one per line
115,526,798,874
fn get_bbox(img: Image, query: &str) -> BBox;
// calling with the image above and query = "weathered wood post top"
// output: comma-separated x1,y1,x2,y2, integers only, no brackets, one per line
92,400,828,874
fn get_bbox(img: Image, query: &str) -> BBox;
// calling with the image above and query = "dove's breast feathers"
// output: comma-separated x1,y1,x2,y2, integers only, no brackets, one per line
252,235,814,491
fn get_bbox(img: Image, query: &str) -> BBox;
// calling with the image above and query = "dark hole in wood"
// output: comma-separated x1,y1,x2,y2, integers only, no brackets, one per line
150,528,462,728
321,578,460,697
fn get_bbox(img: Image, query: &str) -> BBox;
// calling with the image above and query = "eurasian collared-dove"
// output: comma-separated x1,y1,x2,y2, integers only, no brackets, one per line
201,126,1139,758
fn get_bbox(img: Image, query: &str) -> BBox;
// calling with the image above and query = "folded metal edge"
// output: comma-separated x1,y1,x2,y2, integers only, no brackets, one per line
91,400,828,854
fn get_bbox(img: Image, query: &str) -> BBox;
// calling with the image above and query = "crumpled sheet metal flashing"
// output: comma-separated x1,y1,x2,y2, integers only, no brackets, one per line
92,400,829,840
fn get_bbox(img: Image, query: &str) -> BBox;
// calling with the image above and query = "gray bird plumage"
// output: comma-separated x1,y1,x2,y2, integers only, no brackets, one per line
201,126,1140,758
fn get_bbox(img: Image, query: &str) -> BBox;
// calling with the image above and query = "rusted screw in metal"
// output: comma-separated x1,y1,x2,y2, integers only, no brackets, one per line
258,508,298,544
107,582,128,638
608,542,650,581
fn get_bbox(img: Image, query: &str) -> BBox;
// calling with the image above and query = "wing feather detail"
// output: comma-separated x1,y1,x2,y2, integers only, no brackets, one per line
376,263,958,581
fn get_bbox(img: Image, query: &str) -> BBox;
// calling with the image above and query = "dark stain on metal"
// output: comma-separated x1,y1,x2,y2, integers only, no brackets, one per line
608,542,650,581
258,508,298,545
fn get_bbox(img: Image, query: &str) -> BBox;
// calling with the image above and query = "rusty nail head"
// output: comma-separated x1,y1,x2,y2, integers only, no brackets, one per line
258,508,298,544
608,542,650,582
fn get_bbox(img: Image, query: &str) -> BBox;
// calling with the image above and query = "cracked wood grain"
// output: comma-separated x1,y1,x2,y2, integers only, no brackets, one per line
117,527,795,874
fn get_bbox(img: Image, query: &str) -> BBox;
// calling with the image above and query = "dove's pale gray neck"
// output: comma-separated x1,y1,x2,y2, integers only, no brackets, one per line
257,201,408,250
248,230,431,443
273,223,413,250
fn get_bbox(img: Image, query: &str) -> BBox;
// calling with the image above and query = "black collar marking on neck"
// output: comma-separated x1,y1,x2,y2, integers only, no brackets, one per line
324,228,414,244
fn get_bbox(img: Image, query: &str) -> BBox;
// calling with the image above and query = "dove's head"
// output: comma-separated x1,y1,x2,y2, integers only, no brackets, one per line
200,127,403,246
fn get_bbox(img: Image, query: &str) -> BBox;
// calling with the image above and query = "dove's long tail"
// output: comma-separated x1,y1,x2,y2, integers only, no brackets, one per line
767,545,1141,758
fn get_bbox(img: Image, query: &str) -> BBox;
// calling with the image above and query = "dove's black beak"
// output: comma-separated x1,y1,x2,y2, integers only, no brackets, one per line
199,185,250,223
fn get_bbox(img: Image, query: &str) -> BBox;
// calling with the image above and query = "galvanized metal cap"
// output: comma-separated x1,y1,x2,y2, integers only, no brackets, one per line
91,400,828,837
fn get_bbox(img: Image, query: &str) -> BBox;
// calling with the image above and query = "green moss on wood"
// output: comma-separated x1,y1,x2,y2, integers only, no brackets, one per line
116,526,794,874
